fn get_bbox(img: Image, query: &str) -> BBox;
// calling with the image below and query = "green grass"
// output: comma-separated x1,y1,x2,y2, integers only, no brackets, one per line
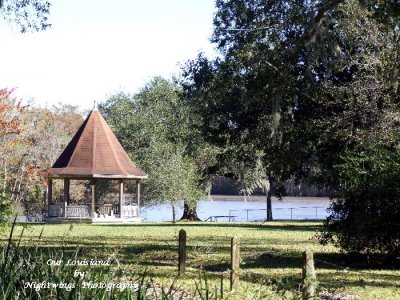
2,221,400,299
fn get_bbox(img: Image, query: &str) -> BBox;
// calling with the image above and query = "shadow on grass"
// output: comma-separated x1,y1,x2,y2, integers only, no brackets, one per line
242,251,400,271
203,263,230,272
240,263,400,292
317,271,400,289
9,222,400,272
240,252,351,271
87,220,324,232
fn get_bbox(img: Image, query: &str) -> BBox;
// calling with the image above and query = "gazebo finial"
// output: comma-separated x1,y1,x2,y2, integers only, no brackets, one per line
93,100,97,111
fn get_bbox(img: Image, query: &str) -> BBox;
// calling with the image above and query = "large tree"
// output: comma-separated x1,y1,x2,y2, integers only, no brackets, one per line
182,0,400,222
182,0,322,219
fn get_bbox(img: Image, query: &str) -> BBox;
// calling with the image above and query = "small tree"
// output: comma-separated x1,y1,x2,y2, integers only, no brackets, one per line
99,77,205,222
0,89,24,227
0,182,13,231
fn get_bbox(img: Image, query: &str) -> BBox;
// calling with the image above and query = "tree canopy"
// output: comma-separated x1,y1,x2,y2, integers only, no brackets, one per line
182,0,400,246
183,0,400,187
0,93,83,223
99,77,206,221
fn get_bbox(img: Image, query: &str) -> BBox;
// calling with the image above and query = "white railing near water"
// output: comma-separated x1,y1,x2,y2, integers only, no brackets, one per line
228,206,328,221
140,198,331,222
48,204,92,218
122,205,139,217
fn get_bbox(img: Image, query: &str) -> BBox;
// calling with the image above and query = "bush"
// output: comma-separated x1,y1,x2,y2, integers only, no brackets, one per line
21,183,46,221
320,144,400,258
0,183,13,231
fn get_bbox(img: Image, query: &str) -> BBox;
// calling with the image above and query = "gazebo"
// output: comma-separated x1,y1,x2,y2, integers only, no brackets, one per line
45,110,148,223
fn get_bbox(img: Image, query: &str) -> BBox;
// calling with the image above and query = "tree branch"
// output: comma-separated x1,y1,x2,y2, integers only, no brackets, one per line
302,0,345,45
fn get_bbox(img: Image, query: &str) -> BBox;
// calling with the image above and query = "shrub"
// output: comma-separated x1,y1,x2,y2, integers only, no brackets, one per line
320,144,400,258
0,183,13,232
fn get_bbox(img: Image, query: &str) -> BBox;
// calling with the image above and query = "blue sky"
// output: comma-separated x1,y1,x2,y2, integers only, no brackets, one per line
0,0,216,110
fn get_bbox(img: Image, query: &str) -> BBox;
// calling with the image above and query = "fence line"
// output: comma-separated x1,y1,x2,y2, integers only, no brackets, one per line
228,206,327,221
176,230,319,296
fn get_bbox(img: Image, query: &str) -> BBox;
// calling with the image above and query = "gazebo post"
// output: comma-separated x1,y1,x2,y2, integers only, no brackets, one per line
137,180,140,208
119,180,124,218
64,179,70,205
63,179,70,217
91,180,96,217
47,179,53,216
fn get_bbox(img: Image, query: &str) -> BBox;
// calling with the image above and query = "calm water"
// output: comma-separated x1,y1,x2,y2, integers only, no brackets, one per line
140,196,331,222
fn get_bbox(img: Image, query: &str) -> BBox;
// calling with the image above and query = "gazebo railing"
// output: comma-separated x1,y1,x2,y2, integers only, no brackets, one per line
66,205,91,218
108,205,138,217
121,205,139,217
48,204,91,218
48,203,139,218
97,204,114,216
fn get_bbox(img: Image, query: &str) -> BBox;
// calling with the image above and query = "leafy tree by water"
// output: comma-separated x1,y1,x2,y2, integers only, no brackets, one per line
99,77,208,222
181,0,328,219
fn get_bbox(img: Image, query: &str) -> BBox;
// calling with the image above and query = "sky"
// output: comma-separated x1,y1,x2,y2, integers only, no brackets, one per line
0,0,216,110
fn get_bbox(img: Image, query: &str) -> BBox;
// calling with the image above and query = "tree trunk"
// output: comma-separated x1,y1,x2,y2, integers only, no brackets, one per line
172,203,176,223
266,189,273,221
180,201,201,221
3,160,7,197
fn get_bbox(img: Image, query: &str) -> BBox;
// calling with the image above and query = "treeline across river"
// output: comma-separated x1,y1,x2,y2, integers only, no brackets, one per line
211,176,337,197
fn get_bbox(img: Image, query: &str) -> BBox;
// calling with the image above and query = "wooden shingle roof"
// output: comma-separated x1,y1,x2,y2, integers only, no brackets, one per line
46,111,147,179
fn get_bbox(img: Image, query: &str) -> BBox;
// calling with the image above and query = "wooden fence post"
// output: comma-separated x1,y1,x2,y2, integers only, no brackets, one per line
178,229,187,276
302,250,317,299
230,236,240,290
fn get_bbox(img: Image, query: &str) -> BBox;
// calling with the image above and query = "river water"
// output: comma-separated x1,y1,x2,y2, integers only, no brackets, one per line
140,196,332,222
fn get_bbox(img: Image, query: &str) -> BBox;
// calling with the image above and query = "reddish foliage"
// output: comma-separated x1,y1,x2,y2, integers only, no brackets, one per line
23,165,43,189
0,88,24,146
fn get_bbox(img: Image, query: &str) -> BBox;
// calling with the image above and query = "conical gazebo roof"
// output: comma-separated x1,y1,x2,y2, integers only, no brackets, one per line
46,110,147,179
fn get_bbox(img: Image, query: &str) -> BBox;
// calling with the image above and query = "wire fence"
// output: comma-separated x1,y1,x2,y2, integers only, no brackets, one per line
228,206,328,222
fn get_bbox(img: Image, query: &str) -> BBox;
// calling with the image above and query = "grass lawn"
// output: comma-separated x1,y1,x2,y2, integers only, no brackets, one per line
2,221,400,299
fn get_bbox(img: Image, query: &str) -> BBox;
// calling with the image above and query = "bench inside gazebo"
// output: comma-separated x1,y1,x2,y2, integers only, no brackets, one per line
45,110,147,224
